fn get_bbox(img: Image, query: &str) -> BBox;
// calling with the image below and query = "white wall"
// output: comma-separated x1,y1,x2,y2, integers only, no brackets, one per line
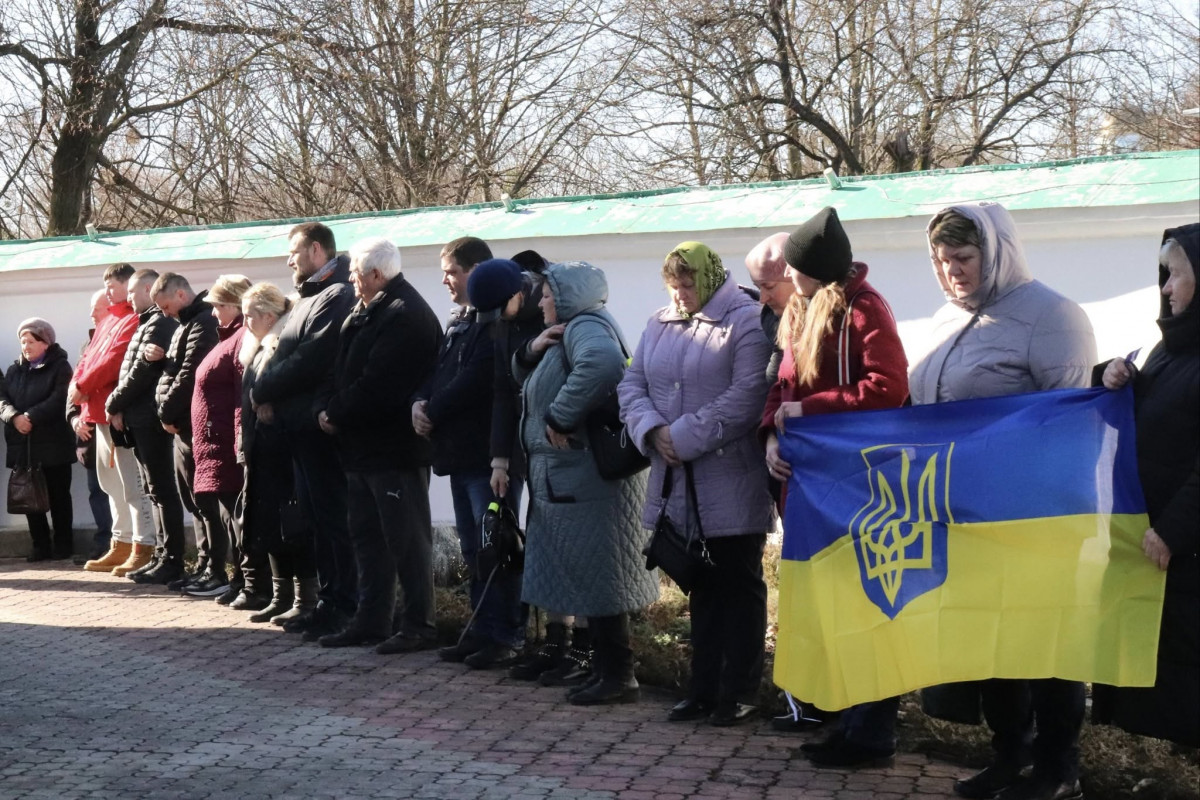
0,202,1191,531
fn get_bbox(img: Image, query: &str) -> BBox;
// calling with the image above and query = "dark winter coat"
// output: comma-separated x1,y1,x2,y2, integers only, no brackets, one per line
416,307,494,476
0,344,76,468
191,322,246,494
252,255,356,432
490,272,545,480
321,273,442,473
106,307,178,429
1092,222,1200,747
156,292,219,437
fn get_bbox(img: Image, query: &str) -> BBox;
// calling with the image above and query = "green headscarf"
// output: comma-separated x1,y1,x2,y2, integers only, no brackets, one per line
667,241,726,314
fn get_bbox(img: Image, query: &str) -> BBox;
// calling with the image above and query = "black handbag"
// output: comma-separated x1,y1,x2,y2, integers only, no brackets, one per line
8,437,50,515
558,317,650,481
477,498,525,575
585,393,650,480
642,463,714,594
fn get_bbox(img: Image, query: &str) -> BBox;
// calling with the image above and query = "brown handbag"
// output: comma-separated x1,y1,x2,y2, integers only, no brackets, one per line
8,437,50,515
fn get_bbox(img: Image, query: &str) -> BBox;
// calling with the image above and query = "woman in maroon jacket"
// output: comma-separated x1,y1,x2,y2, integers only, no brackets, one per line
184,275,254,600
761,208,909,769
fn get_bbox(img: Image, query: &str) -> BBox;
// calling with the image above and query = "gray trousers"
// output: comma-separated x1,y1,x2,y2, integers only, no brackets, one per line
346,468,435,638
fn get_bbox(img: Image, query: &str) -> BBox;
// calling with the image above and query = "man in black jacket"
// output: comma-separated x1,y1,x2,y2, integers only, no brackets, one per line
415,241,526,668
252,222,358,638
106,269,186,585
315,236,442,651
144,273,221,589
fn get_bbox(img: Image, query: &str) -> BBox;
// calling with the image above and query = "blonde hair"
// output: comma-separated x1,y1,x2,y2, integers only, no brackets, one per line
242,282,291,319
777,280,849,388
209,274,253,306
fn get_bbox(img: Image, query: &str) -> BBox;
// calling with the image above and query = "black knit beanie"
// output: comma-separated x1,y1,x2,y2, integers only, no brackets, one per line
783,206,853,284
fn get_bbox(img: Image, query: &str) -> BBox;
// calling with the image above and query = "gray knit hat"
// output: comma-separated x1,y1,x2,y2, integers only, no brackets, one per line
17,317,56,346
783,207,853,284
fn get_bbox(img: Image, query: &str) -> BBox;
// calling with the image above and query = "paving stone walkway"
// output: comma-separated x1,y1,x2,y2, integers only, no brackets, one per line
0,561,963,799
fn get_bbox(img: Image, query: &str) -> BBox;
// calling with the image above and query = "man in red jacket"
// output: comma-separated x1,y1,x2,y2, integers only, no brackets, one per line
71,263,156,576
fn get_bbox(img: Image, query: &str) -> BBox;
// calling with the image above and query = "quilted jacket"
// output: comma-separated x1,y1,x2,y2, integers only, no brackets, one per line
909,202,1096,404
619,275,775,538
106,306,178,429
515,261,658,616
191,322,246,493
156,291,219,437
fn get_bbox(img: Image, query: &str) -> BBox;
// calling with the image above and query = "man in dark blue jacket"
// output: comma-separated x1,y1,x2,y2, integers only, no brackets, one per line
414,239,526,669
252,222,358,639
316,237,442,651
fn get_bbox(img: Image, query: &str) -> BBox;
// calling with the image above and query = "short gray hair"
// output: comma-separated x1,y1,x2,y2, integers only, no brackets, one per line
350,237,402,281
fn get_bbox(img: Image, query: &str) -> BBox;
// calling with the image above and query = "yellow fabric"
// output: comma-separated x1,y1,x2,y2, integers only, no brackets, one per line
774,512,1165,711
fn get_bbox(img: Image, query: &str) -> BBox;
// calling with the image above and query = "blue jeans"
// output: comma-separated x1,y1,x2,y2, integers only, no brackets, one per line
450,469,526,648
86,462,112,551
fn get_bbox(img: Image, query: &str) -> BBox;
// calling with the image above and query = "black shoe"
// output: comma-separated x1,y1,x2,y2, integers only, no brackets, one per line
956,762,1029,799
131,557,183,585
183,571,229,598
319,625,388,648
375,632,438,655
52,543,74,560
301,609,349,642
710,702,757,727
166,571,197,592
439,633,486,663
508,643,561,680
538,646,591,686
215,581,244,606
127,555,162,580
464,643,520,670
26,548,53,563
229,591,272,611
566,672,603,699
569,676,640,706
667,698,713,722
996,777,1082,800
805,738,894,769
799,730,846,755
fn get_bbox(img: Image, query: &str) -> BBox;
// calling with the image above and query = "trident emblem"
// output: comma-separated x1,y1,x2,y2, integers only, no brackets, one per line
849,443,954,619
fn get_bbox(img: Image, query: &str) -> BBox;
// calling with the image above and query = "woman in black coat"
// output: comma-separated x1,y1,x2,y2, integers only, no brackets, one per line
1094,222,1199,748
0,318,76,560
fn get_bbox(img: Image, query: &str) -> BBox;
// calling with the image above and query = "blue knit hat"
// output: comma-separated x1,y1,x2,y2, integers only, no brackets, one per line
469,259,525,323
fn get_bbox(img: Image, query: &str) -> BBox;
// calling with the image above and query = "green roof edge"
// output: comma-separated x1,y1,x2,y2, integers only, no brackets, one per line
4,149,1195,247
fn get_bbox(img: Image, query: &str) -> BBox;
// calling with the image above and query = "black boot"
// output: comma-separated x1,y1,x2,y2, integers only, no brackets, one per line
570,615,638,706
509,622,568,679
539,625,592,686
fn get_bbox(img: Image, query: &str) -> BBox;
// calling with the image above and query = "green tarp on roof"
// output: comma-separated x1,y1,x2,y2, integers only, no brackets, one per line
2,150,1196,273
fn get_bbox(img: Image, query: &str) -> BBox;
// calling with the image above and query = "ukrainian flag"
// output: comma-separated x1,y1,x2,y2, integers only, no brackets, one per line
774,387,1165,711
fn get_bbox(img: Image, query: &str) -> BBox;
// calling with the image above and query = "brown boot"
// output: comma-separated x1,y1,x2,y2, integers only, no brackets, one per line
83,540,132,573
111,543,154,577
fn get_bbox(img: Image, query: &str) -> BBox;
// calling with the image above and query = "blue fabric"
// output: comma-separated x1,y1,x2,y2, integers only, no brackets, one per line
451,469,527,647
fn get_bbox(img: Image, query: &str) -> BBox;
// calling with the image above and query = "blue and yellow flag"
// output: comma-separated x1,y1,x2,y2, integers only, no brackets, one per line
774,387,1165,711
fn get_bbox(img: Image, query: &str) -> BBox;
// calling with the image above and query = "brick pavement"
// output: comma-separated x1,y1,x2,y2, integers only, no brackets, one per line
0,561,962,799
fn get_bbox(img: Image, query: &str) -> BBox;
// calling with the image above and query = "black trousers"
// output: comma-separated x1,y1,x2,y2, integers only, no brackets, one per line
687,533,768,706
982,678,1086,782
194,490,237,574
129,424,186,560
26,462,73,555
292,429,355,616
243,433,313,583
346,468,434,638
174,435,226,569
